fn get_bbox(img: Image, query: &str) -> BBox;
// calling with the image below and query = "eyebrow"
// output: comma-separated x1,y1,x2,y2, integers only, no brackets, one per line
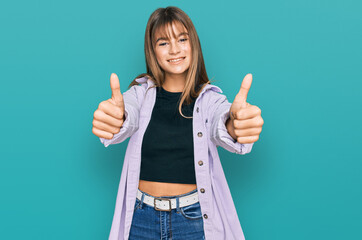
156,32,189,43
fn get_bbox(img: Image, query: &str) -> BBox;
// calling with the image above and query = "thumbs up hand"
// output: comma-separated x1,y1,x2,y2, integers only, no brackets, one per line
92,73,126,139
227,73,264,144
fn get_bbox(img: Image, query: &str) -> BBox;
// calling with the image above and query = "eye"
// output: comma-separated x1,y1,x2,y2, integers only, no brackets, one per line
179,38,188,42
159,42,168,46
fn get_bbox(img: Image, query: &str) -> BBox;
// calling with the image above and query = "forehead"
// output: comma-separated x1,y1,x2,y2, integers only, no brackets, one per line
154,21,188,40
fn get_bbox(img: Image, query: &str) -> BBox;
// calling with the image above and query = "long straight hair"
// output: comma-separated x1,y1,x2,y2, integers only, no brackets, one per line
128,6,212,118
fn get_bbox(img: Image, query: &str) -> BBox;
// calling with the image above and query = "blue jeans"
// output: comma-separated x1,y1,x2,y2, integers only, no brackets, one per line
129,188,205,240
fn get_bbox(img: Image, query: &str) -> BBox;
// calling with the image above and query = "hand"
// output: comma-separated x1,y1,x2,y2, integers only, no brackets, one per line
228,73,264,144
92,73,125,139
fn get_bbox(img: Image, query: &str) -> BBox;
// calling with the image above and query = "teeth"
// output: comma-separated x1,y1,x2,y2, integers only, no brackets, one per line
168,57,184,62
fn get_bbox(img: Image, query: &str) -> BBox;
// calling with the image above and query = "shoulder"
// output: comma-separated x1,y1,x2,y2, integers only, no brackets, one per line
122,76,149,106
126,76,149,94
201,83,223,94
200,83,226,102
196,84,229,117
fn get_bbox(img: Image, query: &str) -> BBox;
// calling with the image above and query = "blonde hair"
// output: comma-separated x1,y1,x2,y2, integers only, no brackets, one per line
129,6,212,118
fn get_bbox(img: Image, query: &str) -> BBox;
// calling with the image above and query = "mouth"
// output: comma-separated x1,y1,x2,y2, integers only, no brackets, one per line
167,57,186,64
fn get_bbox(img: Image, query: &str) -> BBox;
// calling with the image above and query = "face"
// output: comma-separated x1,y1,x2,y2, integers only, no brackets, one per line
153,21,192,78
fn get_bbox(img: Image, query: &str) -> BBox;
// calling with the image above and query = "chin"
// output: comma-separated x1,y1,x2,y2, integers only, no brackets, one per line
169,71,188,75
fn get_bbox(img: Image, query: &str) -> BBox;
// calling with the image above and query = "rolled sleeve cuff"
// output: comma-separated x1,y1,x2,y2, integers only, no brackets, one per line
214,108,254,155
99,109,132,148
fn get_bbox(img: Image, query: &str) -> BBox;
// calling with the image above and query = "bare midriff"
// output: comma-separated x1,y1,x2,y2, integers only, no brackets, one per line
138,180,197,197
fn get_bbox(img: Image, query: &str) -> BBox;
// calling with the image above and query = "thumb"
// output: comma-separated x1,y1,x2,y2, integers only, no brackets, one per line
235,73,252,109
110,73,123,107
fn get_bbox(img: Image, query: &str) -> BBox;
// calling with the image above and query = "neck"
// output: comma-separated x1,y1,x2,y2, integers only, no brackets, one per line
162,72,187,92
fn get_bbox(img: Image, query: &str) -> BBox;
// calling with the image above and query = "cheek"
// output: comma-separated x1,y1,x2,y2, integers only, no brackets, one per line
154,51,162,61
182,43,191,52
155,48,165,58
155,53,162,63
155,51,166,66
183,44,192,57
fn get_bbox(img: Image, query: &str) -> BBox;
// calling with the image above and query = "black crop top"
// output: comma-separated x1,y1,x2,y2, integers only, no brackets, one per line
139,86,196,184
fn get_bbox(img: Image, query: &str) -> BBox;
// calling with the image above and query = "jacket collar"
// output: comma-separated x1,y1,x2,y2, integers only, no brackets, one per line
135,76,223,95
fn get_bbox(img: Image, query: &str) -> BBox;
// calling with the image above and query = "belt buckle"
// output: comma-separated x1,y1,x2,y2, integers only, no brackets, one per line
154,198,172,212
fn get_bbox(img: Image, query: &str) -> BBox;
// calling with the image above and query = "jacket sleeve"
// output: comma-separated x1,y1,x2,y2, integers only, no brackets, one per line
209,92,254,155
99,84,142,147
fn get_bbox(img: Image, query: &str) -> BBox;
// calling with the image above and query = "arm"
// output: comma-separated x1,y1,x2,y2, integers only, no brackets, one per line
99,84,143,147
209,93,254,155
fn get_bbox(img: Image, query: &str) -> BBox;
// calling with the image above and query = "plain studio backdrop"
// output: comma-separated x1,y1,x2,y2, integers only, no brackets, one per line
0,0,361,239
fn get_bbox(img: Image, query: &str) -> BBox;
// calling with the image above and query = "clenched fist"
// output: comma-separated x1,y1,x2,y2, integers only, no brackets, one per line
228,73,264,144
92,73,125,140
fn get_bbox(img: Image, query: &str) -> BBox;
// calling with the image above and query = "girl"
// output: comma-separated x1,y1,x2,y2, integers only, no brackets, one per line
92,6,263,240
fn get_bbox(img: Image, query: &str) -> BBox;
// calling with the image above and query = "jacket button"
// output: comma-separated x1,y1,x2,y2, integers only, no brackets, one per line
203,214,208,219
200,188,205,193
198,160,203,166
196,107,199,113
197,132,203,137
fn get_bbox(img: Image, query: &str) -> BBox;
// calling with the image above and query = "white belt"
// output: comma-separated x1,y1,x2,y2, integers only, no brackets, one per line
137,189,199,211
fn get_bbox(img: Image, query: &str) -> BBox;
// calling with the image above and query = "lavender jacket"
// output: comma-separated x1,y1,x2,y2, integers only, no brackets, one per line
100,76,254,240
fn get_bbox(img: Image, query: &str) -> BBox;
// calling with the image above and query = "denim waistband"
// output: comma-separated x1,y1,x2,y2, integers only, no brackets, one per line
138,188,198,199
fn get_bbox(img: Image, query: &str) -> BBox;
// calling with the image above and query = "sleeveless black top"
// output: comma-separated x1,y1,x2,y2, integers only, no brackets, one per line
139,86,196,184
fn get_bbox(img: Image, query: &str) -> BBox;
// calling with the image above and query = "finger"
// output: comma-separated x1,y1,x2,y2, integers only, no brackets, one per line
236,73,253,108
237,135,259,144
92,127,114,140
110,73,124,107
93,109,124,128
234,127,262,137
234,105,261,120
233,116,264,129
92,119,121,134
99,100,124,119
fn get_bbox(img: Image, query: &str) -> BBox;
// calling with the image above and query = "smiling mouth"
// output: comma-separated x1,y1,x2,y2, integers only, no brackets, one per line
167,57,186,63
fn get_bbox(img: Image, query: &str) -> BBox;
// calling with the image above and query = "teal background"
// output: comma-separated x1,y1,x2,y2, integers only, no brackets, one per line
1,0,361,239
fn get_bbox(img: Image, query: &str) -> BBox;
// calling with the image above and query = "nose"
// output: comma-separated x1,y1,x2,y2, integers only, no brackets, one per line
169,41,181,55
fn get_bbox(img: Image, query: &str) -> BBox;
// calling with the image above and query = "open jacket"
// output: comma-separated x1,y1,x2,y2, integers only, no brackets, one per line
100,76,254,240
